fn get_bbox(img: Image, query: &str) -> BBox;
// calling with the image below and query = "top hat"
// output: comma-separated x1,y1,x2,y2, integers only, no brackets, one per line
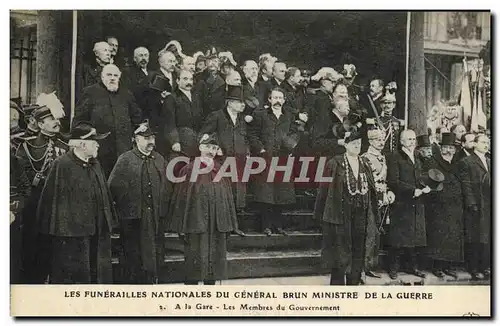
416,134,431,147
440,132,456,146
199,133,219,146
149,74,171,92
226,85,245,101
344,130,363,143
70,121,110,141
420,168,445,192
134,120,156,137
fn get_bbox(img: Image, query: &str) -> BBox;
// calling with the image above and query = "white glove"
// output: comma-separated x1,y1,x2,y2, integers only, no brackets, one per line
172,143,181,152
244,115,253,123
299,113,308,123
422,186,431,194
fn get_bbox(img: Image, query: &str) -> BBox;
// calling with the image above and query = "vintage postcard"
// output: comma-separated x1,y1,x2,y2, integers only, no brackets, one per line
9,10,491,317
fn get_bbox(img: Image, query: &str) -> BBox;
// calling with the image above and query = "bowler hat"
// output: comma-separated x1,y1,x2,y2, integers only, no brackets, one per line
70,121,110,141
440,132,456,146
416,135,431,147
420,168,445,192
226,85,245,101
134,120,156,137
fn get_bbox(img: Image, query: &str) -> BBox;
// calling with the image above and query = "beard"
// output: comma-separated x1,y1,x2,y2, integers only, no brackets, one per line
104,81,119,92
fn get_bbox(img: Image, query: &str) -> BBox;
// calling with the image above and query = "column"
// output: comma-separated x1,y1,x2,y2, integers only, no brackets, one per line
408,11,427,136
36,10,60,95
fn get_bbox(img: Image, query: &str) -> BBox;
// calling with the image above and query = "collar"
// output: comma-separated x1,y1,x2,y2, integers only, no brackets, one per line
179,88,192,99
141,67,148,75
160,68,173,79
464,148,472,156
285,81,296,90
274,78,282,86
474,150,486,161
366,146,383,157
372,93,382,101
332,110,344,122
402,147,415,161
262,75,269,82
133,147,155,160
72,149,91,164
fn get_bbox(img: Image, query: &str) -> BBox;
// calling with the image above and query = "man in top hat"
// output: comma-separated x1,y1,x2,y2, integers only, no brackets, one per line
248,87,303,236
16,94,69,284
167,133,239,285
314,131,378,285
163,69,204,158
386,129,429,280
378,90,403,155
200,85,251,227
73,64,142,177
425,132,464,279
37,121,117,284
416,134,435,171
360,128,395,279
82,41,112,88
458,134,491,280
108,120,171,284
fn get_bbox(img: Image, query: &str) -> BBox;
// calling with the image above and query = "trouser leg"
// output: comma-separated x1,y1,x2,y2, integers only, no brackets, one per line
465,242,480,273
330,268,345,285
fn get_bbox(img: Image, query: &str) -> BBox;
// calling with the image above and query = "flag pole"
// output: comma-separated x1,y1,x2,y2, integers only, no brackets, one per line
70,10,78,128
404,11,411,129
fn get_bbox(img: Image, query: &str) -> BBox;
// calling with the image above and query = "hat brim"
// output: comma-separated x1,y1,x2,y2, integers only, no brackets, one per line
90,131,111,140
226,96,244,101
135,131,157,137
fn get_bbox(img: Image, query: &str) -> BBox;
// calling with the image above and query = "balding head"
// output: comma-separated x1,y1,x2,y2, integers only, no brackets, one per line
177,69,194,91
401,129,416,150
101,64,121,92
158,50,177,72
243,60,258,80
181,56,196,73
225,70,242,86
133,47,150,68
93,41,111,64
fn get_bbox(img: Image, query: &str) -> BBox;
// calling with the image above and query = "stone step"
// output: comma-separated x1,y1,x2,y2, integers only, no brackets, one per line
163,231,322,253
112,249,327,283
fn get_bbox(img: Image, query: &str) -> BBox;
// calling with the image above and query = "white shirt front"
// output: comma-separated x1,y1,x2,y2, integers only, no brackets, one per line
227,108,238,125
160,68,173,87
332,110,345,123
141,68,148,76
179,88,192,102
402,147,415,164
272,108,282,120
475,150,488,171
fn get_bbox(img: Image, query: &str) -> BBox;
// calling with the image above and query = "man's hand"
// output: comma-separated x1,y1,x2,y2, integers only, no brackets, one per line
299,113,308,123
338,139,345,146
161,90,171,98
414,189,423,198
422,186,431,194
387,191,395,204
178,232,188,244
172,143,181,152
260,149,266,154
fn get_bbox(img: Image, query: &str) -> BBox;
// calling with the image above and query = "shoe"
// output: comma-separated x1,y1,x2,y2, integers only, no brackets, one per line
276,228,288,236
365,271,382,278
389,270,398,280
483,268,491,279
233,229,246,237
407,269,426,278
432,270,445,278
263,228,272,236
443,269,458,279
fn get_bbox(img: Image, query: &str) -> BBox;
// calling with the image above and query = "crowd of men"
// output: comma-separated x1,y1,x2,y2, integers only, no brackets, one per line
10,36,491,285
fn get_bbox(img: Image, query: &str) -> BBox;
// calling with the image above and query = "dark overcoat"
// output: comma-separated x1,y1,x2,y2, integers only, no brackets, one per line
162,88,204,157
458,153,491,244
247,107,301,205
36,150,117,283
314,155,378,271
386,150,427,248
121,65,154,119
81,63,103,89
200,109,250,209
73,82,143,177
282,80,306,116
196,70,227,118
424,154,464,262
166,160,239,281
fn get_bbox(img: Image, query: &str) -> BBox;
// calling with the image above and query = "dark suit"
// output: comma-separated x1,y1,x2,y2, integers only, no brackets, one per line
163,88,204,157
242,78,265,115
196,70,227,118
386,149,427,273
81,63,104,89
282,81,306,116
121,65,153,119
359,93,383,119
458,153,491,273
452,148,472,164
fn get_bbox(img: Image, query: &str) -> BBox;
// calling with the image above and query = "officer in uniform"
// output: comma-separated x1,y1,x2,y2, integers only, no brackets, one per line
378,91,403,155
16,96,69,284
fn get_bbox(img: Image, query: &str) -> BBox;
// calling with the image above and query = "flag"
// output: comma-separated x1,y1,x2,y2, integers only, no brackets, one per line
460,58,472,128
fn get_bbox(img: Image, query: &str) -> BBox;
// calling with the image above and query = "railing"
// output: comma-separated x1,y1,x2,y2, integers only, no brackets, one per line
10,27,37,105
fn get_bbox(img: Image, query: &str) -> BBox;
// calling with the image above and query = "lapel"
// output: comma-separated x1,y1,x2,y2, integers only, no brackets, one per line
176,89,193,118
401,148,415,165
222,108,239,128
471,153,488,173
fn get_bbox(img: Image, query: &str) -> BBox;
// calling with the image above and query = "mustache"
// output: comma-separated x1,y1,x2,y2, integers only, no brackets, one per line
185,84,193,88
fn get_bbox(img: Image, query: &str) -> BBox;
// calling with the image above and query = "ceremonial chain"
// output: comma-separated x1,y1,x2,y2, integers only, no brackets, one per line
23,139,55,174
344,155,369,196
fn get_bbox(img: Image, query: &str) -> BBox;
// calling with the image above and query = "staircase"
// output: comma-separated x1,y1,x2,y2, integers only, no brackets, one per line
112,192,331,283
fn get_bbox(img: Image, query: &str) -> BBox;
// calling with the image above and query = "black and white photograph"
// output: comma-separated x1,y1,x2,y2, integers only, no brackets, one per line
8,9,492,316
